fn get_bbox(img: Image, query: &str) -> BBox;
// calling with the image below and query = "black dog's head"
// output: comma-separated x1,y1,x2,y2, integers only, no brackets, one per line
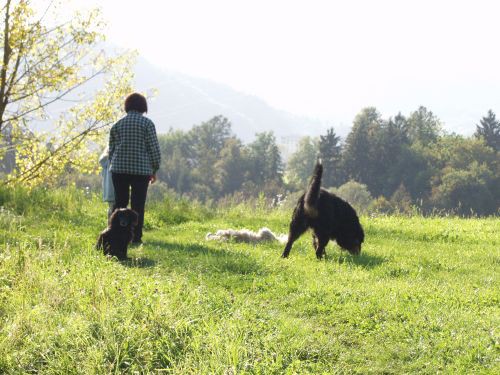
337,226,364,255
109,208,138,230
335,205,364,255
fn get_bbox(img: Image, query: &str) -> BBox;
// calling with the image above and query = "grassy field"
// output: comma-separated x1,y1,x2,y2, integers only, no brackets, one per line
0,187,498,374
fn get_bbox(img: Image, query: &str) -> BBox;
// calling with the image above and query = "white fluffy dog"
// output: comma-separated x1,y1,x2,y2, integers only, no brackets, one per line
206,227,288,244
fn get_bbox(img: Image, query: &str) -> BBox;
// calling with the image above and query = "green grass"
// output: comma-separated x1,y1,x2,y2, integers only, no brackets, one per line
0,187,498,374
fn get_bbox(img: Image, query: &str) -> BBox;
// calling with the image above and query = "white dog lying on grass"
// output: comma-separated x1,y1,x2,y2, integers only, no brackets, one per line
206,227,288,244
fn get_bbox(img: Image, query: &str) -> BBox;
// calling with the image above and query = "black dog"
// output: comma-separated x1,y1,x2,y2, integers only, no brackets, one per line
282,160,365,259
96,208,138,260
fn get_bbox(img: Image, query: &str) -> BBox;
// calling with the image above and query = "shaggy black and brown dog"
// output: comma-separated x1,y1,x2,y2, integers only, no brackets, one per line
282,160,365,259
96,208,138,260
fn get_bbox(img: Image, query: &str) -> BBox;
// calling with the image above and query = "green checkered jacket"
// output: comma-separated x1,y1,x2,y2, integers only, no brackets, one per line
108,111,161,175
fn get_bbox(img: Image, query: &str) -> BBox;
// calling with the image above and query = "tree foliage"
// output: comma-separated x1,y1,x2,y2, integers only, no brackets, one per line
247,131,283,186
407,106,442,145
316,107,498,216
342,107,381,186
331,180,373,214
285,136,318,188
0,0,133,187
475,109,500,152
318,127,343,187
156,117,284,201
430,166,496,216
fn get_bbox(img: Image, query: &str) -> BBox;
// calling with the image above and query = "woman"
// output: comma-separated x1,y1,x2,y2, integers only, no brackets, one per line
108,93,161,244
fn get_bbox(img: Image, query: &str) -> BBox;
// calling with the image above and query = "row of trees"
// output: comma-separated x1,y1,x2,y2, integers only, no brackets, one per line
287,107,499,216
156,116,283,201
155,108,499,216
1,2,498,216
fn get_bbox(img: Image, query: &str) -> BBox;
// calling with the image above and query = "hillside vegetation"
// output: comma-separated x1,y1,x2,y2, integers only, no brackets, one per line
0,188,498,374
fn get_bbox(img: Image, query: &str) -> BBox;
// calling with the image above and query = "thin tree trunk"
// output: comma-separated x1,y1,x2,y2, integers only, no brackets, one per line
0,0,12,133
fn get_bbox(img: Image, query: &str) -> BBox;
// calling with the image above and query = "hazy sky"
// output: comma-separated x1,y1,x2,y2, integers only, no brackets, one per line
68,0,499,133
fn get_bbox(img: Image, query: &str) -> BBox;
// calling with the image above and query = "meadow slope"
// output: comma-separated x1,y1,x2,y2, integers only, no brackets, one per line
0,188,498,374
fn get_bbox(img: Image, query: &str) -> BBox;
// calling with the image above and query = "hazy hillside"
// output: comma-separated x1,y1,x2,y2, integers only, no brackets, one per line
34,53,493,149
132,58,493,143
133,58,330,143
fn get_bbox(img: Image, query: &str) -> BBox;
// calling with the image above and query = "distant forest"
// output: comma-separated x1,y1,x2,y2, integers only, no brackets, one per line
154,106,499,216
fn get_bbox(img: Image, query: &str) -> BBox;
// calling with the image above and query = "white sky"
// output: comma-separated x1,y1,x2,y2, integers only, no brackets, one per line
66,0,499,132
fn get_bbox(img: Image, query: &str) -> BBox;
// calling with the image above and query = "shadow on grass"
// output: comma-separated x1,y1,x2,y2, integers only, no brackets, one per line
368,225,471,245
324,251,386,269
142,239,268,276
120,257,158,269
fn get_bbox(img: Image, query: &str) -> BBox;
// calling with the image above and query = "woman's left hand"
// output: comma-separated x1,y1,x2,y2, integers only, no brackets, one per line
149,174,157,184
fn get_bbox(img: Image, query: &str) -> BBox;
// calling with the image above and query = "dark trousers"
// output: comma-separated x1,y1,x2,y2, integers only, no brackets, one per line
112,173,150,242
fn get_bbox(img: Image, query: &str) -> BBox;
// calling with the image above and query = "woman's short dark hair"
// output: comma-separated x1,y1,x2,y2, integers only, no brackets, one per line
124,93,148,113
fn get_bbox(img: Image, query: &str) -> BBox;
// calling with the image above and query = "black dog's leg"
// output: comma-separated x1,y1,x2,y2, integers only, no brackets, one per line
97,232,112,256
96,234,104,251
314,232,329,259
282,215,308,258
110,237,128,261
312,234,319,252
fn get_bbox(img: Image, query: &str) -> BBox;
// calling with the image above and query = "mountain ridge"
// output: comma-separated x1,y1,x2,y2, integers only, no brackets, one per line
133,58,335,143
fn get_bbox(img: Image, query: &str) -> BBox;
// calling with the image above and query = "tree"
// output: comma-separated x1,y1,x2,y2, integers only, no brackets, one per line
190,116,232,158
318,127,344,187
342,107,381,188
407,106,442,145
157,130,193,194
475,110,500,152
156,120,286,200
215,137,247,196
188,116,233,197
426,135,499,215
389,183,413,214
370,114,411,197
1,0,133,187
247,131,283,186
430,165,496,216
285,136,318,188
388,144,433,200
435,135,497,171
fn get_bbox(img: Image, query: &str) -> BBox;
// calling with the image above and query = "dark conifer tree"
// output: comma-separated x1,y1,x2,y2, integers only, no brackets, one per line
475,110,500,152
318,127,344,187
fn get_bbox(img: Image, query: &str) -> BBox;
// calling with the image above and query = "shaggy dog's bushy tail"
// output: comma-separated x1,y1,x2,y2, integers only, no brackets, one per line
304,159,323,218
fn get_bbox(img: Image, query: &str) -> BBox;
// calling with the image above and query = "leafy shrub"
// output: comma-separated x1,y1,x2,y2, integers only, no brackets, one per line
430,167,496,216
390,184,413,214
330,180,373,214
369,196,393,214
147,181,174,202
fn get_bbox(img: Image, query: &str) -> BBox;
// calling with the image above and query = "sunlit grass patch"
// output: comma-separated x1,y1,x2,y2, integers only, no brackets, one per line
0,187,498,373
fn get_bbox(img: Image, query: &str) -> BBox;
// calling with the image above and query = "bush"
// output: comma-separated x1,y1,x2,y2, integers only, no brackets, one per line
430,168,496,216
390,184,413,214
330,180,373,214
369,196,393,214
147,181,174,202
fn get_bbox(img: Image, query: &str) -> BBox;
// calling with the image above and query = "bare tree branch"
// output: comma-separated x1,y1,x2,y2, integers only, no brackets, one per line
3,67,106,123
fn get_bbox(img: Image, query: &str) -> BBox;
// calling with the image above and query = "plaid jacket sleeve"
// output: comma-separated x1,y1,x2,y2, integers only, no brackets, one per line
145,119,161,173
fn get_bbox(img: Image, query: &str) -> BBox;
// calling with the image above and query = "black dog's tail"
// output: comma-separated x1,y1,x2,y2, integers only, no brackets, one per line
304,159,323,218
